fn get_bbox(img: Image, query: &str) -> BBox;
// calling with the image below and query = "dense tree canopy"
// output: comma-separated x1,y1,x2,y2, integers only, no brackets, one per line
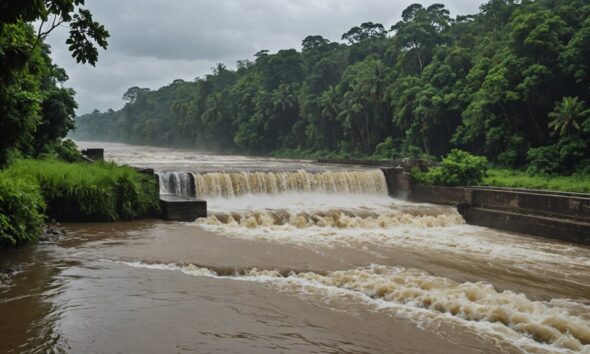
0,0,108,166
74,0,590,174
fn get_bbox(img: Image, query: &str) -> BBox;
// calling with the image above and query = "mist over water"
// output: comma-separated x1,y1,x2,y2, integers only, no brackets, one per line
2,142,588,354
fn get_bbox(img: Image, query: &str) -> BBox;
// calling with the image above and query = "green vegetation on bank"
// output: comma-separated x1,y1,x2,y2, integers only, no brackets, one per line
74,0,590,178
1,2,111,247
0,159,159,247
0,175,45,247
483,169,590,193
4,160,159,222
412,150,488,187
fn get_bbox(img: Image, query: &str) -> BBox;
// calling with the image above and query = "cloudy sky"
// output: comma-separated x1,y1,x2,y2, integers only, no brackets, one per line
45,0,485,114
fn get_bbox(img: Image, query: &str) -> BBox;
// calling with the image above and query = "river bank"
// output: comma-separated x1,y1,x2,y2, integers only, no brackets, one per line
0,159,159,248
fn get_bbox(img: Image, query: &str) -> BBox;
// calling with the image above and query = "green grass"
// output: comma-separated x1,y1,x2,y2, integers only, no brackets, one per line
0,174,45,247
4,159,159,221
483,168,590,193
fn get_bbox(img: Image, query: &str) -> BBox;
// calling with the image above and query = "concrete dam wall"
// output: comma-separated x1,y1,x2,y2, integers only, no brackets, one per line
149,160,590,244
382,167,590,245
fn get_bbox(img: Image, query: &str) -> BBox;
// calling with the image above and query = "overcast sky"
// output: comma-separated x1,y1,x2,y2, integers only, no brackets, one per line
45,0,485,114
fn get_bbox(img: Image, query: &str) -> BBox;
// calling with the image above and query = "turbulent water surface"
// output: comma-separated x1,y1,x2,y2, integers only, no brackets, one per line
1,142,589,354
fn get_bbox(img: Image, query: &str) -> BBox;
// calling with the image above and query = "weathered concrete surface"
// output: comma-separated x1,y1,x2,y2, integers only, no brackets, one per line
81,148,104,161
462,207,590,245
404,184,590,245
471,189,590,222
408,184,473,205
160,196,206,221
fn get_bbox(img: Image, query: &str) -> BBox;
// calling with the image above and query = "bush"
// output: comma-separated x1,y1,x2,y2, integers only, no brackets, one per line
0,174,45,247
526,137,588,175
497,135,528,168
37,139,83,162
5,160,159,221
413,149,488,186
372,137,396,159
54,139,83,162
526,145,560,175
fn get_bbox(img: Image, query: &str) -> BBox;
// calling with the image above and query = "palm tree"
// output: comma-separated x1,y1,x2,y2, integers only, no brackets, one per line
548,97,590,137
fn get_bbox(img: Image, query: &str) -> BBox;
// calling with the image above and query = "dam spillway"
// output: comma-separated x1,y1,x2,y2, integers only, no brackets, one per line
192,169,388,198
156,169,389,199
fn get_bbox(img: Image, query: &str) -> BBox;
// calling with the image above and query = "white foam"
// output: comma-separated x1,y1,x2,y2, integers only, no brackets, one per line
111,260,590,353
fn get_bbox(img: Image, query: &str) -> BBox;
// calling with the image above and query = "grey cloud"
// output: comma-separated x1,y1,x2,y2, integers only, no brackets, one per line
46,0,485,113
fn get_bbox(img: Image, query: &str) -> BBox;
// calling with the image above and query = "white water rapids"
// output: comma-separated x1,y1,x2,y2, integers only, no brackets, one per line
69,142,590,353
183,169,590,354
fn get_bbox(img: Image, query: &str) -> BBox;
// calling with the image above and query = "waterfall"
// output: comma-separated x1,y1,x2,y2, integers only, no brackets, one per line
157,172,193,197
192,169,388,198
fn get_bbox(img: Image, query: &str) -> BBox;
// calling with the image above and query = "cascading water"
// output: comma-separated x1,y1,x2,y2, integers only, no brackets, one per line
192,169,388,198
157,171,193,197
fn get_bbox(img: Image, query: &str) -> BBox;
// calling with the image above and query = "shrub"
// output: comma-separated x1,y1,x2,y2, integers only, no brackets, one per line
497,135,529,168
5,160,159,221
526,137,588,175
0,174,45,247
372,137,396,159
526,145,560,175
54,139,83,162
413,149,488,186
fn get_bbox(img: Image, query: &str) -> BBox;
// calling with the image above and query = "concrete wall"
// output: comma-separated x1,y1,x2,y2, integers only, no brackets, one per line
471,189,590,221
160,196,207,221
379,167,590,245
408,185,472,205
462,207,590,245
81,148,104,161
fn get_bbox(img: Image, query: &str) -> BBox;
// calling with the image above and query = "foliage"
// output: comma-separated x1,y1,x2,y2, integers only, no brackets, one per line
52,139,83,162
484,168,590,193
0,174,45,247
548,97,590,137
0,0,109,66
413,149,488,186
0,2,108,166
371,137,399,159
69,1,590,174
526,137,588,175
4,160,159,221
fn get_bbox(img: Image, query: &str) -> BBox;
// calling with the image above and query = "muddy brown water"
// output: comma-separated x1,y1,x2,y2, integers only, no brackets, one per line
1,142,589,354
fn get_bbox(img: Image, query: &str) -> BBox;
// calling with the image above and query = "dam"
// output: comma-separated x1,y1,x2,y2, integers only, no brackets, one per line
2,141,589,354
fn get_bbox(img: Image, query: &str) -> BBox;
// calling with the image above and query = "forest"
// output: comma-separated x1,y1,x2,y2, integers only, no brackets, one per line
73,0,590,176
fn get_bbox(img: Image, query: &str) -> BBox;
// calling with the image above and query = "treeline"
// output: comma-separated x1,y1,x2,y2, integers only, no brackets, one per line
1,1,113,247
0,0,108,167
74,0,590,174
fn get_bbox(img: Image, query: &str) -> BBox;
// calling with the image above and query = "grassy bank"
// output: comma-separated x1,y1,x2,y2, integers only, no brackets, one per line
1,160,159,247
0,174,45,247
483,169,590,193
5,160,159,221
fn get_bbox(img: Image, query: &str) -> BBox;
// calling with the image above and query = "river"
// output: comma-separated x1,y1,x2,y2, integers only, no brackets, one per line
1,142,589,354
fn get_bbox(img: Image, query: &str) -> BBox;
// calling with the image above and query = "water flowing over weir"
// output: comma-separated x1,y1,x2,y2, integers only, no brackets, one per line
3,143,589,354
192,169,388,198
157,171,193,197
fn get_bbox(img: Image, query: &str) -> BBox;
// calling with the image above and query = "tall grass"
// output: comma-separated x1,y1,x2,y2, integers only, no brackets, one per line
483,169,590,193
4,160,159,221
0,174,45,246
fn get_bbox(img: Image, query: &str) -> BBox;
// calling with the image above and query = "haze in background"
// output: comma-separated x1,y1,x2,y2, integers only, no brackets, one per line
44,0,484,114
